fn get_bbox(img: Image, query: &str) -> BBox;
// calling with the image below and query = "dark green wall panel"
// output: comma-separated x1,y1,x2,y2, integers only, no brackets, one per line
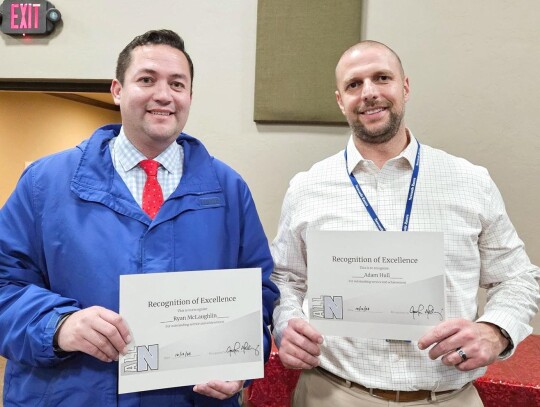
254,0,362,124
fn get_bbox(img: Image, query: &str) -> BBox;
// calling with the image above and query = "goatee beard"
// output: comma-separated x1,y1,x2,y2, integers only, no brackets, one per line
350,108,404,145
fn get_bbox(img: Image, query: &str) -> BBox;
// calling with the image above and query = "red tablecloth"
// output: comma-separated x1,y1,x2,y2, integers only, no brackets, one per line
245,335,540,407
244,352,300,407
474,334,540,407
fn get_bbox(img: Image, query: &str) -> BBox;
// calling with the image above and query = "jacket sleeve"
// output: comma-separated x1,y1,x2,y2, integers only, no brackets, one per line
236,180,279,362
0,166,80,367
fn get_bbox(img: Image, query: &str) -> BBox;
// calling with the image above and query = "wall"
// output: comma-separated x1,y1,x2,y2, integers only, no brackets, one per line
365,1,540,267
0,0,538,330
0,92,120,201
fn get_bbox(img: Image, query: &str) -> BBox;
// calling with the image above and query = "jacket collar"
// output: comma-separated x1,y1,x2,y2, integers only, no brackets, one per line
71,124,222,224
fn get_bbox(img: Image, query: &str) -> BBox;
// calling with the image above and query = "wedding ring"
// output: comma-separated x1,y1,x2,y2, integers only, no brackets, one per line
456,347,467,362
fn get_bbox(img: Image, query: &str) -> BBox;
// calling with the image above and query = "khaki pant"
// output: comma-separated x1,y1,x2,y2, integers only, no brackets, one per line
292,369,484,407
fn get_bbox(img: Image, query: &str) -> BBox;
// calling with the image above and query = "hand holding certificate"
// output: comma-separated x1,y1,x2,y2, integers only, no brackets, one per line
307,231,445,341
118,268,263,394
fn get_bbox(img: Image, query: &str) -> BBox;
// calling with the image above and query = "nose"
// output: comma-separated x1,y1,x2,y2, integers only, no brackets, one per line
361,80,379,101
153,80,173,104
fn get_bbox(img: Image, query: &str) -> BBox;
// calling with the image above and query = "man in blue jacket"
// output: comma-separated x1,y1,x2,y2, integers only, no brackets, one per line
0,29,279,407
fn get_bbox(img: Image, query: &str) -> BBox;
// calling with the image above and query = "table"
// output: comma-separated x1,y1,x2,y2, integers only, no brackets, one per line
474,334,540,407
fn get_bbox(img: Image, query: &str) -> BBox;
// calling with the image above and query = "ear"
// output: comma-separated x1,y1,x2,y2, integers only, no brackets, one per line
403,76,410,102
110,79,122,106
335,90,346,115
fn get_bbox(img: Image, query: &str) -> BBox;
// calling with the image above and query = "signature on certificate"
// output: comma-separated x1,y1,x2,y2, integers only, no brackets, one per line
225,341,260,357
409,304,443,321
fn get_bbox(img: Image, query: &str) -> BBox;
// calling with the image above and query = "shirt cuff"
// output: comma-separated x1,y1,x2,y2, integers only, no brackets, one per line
52,312,74,353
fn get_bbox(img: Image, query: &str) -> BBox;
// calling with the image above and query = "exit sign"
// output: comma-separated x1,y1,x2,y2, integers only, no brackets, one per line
0,0,61,35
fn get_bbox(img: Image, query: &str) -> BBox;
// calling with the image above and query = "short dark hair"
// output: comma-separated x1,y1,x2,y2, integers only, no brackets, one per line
115,29,194,88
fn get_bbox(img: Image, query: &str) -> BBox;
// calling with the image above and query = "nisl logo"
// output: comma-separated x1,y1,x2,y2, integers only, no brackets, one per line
122,344,159,373
311,295,343,320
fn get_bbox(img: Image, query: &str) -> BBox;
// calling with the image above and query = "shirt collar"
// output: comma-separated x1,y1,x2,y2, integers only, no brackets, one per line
345,129,419,174
115,127,181,174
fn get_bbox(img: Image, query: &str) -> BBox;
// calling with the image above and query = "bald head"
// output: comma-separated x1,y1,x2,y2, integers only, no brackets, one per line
336,41,405,84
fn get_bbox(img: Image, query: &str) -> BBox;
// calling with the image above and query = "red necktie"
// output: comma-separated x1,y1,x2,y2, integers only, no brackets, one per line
139,159,164,219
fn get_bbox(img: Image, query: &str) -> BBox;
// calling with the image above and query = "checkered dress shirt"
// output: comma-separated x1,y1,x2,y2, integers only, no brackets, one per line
271,132,539,392
109,128,183,207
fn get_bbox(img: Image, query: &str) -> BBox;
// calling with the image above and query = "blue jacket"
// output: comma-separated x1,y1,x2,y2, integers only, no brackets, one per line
0,125,279,407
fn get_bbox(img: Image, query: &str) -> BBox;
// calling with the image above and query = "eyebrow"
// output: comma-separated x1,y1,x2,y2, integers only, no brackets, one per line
345,69,394,82
135,68,189,80
372,69,394,77
364,69,396,77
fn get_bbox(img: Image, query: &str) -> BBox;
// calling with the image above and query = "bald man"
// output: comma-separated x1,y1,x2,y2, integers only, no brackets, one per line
270,41,538,406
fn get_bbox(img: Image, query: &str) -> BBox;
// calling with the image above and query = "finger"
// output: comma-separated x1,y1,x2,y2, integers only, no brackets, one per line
427,335,464,360
209,380,243,395
279,349,318,370
418,320,462,350
79,338,115,363
427,321,478,360
193,381,242,400
93,310,131,353
453,350,479,372
441,348,466,367
79,327,122,361
100,309,132,344
282,331,320,359
283,321,322,357
455,358,481,372
277,339,320,368
193,383,228,399
57,312,114,357
289,319,323,344
57,308,127,360
442,347,490,372
279,333,320,369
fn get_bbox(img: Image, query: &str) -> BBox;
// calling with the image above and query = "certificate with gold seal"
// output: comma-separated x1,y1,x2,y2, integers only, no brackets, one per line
118,268,263,394
307,231,445,340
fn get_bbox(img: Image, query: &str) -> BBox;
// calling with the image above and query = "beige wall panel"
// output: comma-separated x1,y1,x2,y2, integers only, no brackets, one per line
0,92,120,204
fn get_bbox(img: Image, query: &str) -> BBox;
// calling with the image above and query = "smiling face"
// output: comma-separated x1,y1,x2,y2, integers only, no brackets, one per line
335,43,409,146
111,44,192,158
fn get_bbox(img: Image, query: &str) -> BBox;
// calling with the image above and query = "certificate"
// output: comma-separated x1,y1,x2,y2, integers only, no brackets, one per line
118,268,263,394
307,231,445,340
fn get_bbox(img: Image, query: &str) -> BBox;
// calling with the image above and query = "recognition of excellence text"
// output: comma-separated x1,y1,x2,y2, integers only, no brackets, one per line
147,295,237,308
332,256,418,264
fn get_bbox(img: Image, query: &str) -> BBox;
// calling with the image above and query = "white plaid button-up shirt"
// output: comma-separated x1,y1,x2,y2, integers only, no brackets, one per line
271,132,539,392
